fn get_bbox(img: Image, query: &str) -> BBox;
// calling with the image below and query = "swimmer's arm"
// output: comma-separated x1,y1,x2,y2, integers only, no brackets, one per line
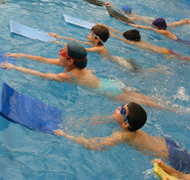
1,63,72,82
151,159,190,180
95,23,123,35
167,18,190,28
49,33,91,45
5,53,60,65
129,24,154,30
110,32,136,45
54,130,123,151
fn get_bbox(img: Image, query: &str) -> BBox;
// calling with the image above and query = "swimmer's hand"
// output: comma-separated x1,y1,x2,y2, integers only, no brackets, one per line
48,32,58,38
1,62,15,70
5,53,24,58
104,2,113,7
53,129,66,137
95,23,103,26
151,159,171,180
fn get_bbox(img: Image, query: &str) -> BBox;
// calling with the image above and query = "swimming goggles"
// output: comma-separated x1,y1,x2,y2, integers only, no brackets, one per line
89,32,104,44
60,49,86,62
120,105,129,122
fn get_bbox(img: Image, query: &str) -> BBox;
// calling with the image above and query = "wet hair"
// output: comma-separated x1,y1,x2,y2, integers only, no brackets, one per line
152,18,167,30
123,29,141,42
67,42,87,69
91,25,110,45
127,102,147,131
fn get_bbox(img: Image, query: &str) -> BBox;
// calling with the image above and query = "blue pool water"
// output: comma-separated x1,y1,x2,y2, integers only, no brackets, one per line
0,0,190,179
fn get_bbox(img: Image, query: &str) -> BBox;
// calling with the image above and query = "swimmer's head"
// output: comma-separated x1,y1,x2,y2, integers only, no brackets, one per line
91,25,110,45
152,18,167,30
123,29,141,42
127,102,147,131
120,4,132,14
67,42,87,69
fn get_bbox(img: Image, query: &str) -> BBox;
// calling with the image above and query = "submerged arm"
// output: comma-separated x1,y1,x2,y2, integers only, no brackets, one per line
5,53,60,65
54,129,123,151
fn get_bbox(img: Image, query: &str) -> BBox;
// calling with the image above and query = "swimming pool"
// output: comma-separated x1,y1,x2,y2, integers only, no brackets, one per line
0,0,190,179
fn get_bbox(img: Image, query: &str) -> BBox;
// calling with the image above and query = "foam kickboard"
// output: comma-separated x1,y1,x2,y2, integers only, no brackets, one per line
9,20,56,42
63,14,95,30
0,53,15,65
154,163,179,180
106,6,134,24
0,82,62,134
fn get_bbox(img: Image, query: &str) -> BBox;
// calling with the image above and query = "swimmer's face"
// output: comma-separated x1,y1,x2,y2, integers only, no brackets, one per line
58,45,70,67
87,31,97,43
112,104,129,124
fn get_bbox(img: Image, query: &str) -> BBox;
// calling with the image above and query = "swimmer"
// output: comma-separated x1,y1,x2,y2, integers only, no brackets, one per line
49,25,141,71
152,159,190,180
49,25,109,55
1,42,169,109
1,0,6,4
98,23,190,61
54,102,190,174
129,17,190,45
105,3,154,21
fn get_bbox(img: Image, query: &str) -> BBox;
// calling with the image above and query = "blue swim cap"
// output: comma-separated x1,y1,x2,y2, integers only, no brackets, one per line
152,18,167,29
120,4,132,13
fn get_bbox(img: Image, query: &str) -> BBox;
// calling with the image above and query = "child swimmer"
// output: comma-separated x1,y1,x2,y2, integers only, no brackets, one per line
98,23,190,61
49,25,141,71
2,42,169,109
130,17,190,45
54,102,190,175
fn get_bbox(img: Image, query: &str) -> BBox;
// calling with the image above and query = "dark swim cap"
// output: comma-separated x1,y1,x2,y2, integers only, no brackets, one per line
120,4,132,13
152,18,167,29
123,29,141,42
127,102,147,131
67,42,87,69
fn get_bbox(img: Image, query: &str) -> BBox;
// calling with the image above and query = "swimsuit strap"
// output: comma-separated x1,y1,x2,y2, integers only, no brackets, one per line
66,72,78,85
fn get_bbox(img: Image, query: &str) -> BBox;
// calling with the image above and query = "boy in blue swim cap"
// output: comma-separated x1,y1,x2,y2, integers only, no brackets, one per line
1,43,165,109
54,102,190,175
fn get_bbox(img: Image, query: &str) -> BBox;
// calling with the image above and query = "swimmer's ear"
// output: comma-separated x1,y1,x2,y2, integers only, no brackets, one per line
122,122,130,130
95,37,101,43
68,59,75,65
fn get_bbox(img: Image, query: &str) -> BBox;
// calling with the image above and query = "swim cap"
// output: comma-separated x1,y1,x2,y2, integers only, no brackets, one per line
127,102,147,131
120,4,132,13
67,42,87,69
123,29,141,42
152,18,167,29
91,25,110,44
